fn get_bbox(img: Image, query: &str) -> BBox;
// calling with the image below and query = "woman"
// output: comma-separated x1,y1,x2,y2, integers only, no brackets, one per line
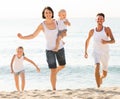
17,6,66,90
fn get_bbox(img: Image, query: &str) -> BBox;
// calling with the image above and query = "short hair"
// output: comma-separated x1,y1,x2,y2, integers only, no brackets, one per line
96,13,105,19
42,6,54,19
59,9,66,14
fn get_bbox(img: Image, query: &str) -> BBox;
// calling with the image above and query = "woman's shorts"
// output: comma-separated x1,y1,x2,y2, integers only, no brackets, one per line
46,48,66,69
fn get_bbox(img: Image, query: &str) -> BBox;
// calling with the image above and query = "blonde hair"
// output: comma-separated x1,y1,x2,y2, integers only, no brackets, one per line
59,9,66,14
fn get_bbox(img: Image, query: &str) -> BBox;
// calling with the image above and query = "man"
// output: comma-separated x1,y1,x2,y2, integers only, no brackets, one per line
84,13,115,88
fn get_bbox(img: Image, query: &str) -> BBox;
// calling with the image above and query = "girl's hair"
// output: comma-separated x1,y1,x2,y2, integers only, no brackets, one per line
17,46,25,56
42,6,54,19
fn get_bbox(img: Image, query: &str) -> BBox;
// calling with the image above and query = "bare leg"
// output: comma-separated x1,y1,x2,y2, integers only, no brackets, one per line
95,63,101,88
14,74,20,91
100,70,107,84
56,65,65,74
53,36,62,52
50,69,57,90
20,72,25,91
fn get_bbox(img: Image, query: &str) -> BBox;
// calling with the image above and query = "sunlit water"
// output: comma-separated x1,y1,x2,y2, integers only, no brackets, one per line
0,18,120,91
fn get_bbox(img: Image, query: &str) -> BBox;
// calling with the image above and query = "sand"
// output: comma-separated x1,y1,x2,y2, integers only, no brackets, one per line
0,87,120,99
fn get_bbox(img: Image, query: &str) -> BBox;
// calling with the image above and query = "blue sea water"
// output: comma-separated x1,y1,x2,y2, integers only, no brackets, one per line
0,18,120,91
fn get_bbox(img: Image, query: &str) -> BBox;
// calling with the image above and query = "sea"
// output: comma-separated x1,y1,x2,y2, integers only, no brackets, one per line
0,17,120,91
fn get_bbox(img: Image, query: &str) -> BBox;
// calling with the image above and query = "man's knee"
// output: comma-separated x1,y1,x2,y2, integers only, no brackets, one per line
103,70,107,78
95,63,100,73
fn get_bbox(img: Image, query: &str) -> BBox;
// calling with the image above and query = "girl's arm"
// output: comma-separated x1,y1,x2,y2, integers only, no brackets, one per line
10,55,15,73
17,24,43,40
24,57,40,72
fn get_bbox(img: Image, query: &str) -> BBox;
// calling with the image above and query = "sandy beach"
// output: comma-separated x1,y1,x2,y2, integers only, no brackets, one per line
0,87,120,99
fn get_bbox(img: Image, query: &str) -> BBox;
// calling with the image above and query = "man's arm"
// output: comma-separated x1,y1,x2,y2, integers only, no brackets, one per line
64,19,71,26
102,27,115,44
84,29,94,58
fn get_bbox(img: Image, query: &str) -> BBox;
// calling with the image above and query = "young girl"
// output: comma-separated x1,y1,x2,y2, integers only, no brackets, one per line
10,46,40,91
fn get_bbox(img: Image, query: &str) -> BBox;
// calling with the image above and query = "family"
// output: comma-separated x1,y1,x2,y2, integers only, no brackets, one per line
11,6,115,91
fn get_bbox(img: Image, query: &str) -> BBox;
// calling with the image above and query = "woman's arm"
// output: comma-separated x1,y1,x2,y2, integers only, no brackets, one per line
10,55,15,73
24,57,40,72
18,24,43,40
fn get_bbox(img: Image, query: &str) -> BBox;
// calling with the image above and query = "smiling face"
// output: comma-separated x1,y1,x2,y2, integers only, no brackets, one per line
42,7,54,19
44,9,53,19
59,11,66,19
17,47,24,57
96,15,105,25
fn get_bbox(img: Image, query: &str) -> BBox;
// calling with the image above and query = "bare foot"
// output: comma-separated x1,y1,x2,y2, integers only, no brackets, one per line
98,85,100,88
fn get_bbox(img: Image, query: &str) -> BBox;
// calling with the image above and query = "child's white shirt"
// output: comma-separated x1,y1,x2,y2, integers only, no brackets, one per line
57,19,67,30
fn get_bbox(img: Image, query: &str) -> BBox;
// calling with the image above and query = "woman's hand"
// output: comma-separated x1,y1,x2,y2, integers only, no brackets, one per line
17,33,23,39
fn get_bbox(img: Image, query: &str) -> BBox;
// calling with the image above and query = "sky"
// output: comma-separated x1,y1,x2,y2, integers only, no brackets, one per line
0,0,120,18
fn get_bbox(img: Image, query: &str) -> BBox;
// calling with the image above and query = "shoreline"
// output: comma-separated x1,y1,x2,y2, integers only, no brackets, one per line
0,87,120,99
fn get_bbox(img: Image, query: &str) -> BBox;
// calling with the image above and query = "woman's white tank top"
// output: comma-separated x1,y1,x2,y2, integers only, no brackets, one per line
42,20,64,50
13,55,24,73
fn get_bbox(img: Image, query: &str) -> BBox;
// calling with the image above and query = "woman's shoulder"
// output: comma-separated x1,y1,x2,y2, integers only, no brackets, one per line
36,22,44,30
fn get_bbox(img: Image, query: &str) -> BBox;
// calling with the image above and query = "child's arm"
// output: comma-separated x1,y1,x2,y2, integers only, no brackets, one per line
24,57,40,72
64,19,71,26
10,55,15,73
